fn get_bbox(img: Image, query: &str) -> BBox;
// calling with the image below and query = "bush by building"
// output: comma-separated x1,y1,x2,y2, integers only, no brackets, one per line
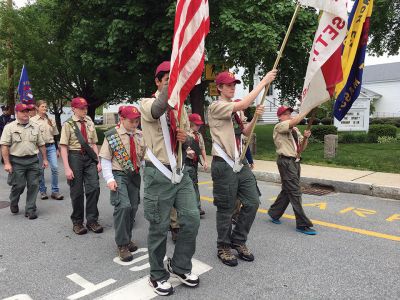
311,125,337,141
368,124,397,143
370,117,400,128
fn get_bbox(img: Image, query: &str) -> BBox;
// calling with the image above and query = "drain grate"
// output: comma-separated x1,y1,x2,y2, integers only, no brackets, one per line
0,201,10,209
302,184,334,196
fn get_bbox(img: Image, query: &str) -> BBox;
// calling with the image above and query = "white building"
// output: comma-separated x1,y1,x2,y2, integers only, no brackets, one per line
363,62,400,118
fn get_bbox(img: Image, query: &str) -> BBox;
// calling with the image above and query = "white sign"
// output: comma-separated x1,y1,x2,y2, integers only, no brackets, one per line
334,97,370,132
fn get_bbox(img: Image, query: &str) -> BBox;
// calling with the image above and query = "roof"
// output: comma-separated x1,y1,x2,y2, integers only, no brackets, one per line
360,87,382,99
363,62,400,83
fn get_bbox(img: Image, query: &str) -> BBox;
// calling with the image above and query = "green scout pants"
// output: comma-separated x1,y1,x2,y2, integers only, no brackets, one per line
169,164,201,230
143,165,200,281
8,155,40,213
268,157,313,228
211,158,260,248
110,171,141,246
68,152,100,225
186,164,201,210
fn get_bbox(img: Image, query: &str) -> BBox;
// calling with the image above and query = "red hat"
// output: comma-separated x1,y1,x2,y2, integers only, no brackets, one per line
71,97,88,108
118,105,126,114
276,105,294,117
155,61,170,77
215,71,241,85
15,103,32,112
120,106,141,119
189,113,204,125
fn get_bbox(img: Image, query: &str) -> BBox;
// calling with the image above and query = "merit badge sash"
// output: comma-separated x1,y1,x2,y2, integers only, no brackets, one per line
105,128,136,173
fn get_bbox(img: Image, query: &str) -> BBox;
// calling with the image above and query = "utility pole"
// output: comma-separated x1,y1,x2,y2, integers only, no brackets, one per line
6,0,15,108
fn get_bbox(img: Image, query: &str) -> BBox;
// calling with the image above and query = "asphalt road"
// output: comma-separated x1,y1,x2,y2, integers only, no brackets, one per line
0,162,399,300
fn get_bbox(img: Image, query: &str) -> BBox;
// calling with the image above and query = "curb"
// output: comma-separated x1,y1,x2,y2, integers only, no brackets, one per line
200,170,400,201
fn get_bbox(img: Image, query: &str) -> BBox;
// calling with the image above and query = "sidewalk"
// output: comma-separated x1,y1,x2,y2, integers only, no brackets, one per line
203,156,400,200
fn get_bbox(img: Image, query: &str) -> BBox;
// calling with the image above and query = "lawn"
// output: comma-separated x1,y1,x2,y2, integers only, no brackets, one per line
97,123,400,174
253,125,400,174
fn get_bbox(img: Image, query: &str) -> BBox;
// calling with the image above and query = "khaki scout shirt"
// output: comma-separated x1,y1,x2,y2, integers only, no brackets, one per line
273,120,303,158
0,120,45,156
59,115,98,150
99,124,145,171
30,115,59,144
140,92,190,165
188,129,205,151
208,100,245,161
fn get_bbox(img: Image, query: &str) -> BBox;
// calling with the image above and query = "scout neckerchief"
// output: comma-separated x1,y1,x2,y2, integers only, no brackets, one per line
67,118,98,163
291,128,300,154
105,127,137,173
193,132,200,163
232,112,244,156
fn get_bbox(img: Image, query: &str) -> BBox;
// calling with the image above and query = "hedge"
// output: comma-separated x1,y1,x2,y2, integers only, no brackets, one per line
370,117,400,128
339,133,370,144
311,125,337,141
368,124,397,143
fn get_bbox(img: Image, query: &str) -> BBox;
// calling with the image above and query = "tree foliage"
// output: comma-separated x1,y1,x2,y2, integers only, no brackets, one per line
368,0,400,56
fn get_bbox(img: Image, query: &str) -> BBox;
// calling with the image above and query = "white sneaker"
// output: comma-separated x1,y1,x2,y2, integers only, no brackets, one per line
167,258,199,287
148,277,174,296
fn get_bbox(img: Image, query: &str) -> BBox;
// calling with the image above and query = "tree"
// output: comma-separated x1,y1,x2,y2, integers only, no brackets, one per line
206,0,318,106
367,0,400,56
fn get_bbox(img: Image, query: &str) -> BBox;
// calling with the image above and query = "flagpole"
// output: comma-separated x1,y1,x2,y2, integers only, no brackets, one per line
296,108,317,158
240,3,301,162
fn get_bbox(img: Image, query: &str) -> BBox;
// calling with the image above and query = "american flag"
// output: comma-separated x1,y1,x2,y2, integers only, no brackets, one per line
168,0,210,119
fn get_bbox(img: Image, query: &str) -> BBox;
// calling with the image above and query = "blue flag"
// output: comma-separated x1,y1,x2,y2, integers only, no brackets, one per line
17,65,35,105
333,0,373,121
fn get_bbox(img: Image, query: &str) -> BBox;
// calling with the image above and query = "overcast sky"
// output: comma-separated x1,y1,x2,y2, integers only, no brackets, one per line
12,0,400,66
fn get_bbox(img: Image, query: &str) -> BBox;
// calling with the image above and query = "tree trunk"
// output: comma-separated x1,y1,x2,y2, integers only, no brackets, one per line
248,64,255,92
190,81,206,120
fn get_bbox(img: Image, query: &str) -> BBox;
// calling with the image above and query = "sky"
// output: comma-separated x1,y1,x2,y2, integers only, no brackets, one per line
12,0,400,66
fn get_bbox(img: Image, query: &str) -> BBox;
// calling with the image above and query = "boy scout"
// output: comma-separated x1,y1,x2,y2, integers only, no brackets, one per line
186,113,208,215
0,103,48,219
60,97,103,235
268,106,317,235
208,69,276,267
99,106,144,262
31,100,64,200
141,61,200,296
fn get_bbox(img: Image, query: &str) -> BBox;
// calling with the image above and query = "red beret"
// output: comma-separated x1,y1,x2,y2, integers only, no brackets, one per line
119,106,141,119
188,113,204,125
71,97,88,108
155,61,171,77
15,103,32,112
215,71,241,85
276,105,294,117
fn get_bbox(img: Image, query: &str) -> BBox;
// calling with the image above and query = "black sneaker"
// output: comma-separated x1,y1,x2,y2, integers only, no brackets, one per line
10,205,19,214
128,241,138,253
86,222,103,233
296,226,317,235
167,258,199,287
217,246,238,267
148,277,174,296
231,243,254,262
24,212,37,220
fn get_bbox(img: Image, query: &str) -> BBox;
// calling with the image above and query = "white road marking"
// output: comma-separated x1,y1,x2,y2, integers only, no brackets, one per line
95,259,212,300
112,248,149,266
66,273,116,300
2,295,33,300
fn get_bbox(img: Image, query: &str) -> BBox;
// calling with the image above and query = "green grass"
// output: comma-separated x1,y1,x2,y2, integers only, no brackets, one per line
253,125,400,174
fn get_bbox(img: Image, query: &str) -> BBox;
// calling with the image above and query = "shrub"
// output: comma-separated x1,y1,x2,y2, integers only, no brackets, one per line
320,117,333,125
245,106,256,122
299,118,307,125
339,133,369,144
370,117,400,127
368,124,397,137
377,136,399,144
311,125,337,141
308,118,320,125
